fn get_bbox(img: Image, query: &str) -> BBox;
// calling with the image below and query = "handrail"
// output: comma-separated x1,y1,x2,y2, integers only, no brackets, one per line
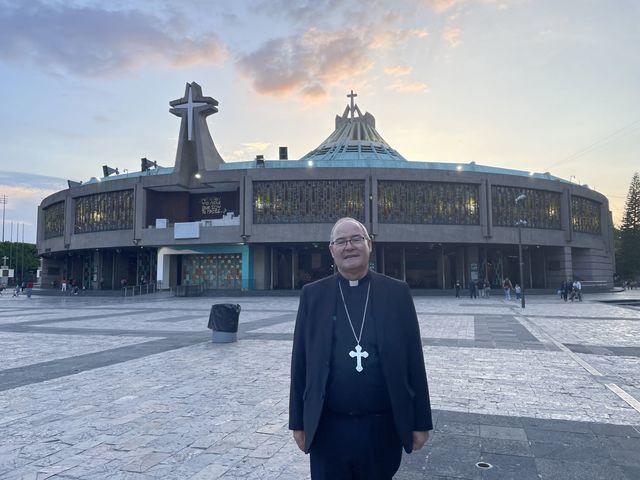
122,283,158,297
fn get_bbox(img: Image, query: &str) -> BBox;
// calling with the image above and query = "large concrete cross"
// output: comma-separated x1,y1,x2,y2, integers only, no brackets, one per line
171,84,210,141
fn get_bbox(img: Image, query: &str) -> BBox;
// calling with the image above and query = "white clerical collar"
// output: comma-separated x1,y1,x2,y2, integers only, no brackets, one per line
339,271,370,287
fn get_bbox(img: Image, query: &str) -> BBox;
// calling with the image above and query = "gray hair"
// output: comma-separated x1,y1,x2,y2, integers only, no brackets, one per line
329,217,371,243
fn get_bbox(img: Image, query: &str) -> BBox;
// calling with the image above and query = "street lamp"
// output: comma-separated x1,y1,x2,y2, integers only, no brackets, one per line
515,194,527,308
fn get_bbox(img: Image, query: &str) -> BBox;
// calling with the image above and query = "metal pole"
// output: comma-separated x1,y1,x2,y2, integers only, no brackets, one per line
0,195,6,242
21,223,25,281
514,193,527,309
8,222,12,271
518,224,525,308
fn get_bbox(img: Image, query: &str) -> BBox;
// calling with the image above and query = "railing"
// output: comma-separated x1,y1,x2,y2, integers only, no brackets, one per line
122,283,158,297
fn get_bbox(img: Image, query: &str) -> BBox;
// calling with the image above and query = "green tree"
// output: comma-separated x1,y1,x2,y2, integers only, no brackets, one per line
618,172,640,280
0,241,40,282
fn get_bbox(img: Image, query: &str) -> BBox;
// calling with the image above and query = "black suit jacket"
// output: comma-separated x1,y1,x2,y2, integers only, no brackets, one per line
289,271,432,453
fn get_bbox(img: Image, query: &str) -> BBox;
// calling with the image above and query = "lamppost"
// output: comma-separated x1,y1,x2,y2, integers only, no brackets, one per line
515,194,527,309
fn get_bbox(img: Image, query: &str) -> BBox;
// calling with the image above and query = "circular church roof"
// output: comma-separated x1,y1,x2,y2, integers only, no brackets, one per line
300,90,407,163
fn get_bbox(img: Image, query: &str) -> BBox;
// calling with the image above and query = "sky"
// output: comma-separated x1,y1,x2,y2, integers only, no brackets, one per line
0,0,638,243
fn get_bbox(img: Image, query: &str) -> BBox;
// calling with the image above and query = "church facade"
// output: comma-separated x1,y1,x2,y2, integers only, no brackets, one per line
37,83,615,291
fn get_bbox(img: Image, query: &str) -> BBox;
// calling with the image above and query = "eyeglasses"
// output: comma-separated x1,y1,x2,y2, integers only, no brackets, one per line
331,235,367,248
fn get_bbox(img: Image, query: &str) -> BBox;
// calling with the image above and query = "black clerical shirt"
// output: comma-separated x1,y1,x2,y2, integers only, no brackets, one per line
325,273,392,415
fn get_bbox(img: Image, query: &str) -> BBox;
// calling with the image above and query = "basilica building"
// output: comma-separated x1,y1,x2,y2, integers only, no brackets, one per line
37,83,614,291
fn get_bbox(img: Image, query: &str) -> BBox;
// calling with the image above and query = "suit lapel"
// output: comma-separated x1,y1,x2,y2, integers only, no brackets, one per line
317,275,337,357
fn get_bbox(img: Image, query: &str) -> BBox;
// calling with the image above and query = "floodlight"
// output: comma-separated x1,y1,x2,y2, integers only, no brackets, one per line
141,157,159,171
102,165,119,177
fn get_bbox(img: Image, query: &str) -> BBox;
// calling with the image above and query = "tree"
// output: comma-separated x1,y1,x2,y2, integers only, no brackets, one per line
618,172,640,280
0,242,40,282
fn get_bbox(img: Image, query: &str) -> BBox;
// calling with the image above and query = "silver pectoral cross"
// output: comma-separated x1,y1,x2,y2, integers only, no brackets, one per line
349,344,369,372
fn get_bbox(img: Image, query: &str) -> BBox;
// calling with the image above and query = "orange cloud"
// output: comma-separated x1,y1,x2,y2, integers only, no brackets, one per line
443,26,462,47
237,28,376,98
384,65,413,76
225,142,271,162
387,81,430,93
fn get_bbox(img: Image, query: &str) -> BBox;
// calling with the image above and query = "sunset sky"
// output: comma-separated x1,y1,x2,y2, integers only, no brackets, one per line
0,0,638,243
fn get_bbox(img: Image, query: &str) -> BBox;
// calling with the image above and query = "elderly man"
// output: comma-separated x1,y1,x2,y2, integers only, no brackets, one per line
289,217,432,479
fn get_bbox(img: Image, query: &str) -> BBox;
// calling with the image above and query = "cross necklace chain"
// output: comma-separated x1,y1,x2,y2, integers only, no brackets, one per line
338,281,370,373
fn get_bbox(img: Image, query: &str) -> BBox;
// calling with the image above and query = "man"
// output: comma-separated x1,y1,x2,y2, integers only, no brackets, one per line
574,279,582,302
289,217,432,479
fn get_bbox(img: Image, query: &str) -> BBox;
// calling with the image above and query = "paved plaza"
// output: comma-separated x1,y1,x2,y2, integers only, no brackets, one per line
1,289,639,479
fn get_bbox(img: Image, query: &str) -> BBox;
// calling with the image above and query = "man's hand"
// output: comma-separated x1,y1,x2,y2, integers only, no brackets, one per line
293,430,305,452
412,431,429,451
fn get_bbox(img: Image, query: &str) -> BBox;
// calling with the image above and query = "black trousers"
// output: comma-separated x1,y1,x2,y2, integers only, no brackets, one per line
309,410,403,480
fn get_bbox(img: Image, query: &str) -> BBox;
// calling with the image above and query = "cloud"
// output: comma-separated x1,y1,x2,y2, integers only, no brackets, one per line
387,81,430,93
237,28,376,98
93,115,111,124
225,142,271,161
384,65,413,76
369,29,428,49
0,1,226,77
252,0,346,24
424,0,512,12
443,26,462,47
237,26,428,98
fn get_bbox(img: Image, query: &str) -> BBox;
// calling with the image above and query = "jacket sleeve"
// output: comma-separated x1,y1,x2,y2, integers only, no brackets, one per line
404,286,433,431
289,286,308,430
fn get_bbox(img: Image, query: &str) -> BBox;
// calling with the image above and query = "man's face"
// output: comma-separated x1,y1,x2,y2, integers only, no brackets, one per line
329,220,372,277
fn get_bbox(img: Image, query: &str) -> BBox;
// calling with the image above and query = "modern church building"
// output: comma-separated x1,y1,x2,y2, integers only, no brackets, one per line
37,82,615,292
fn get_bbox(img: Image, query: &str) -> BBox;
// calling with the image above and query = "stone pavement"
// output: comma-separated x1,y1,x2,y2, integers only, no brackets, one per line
0,289,639,479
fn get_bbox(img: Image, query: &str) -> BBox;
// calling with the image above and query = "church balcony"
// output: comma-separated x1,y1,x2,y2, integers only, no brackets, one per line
141,219,242,246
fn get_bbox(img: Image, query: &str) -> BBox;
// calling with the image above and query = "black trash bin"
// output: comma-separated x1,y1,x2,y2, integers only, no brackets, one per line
208,304,241,343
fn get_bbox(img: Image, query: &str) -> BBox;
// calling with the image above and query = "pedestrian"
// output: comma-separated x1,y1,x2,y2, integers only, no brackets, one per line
470,280,477,299
289,217,432,479
515,283,521,300
503,277,512,300
26,279,33,298
484,280,491,298
455,279,461,298
562,280,570,302
571,280,582,302
478,280,485,298
12,284,20,297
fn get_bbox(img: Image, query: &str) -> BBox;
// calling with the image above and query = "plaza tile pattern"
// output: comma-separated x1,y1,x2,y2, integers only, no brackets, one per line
0,290,638,479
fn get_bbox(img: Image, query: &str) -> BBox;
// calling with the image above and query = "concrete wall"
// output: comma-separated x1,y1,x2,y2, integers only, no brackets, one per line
37,165,615,287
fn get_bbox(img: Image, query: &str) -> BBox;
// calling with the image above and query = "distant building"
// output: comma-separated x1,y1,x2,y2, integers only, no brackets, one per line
37,83,614,291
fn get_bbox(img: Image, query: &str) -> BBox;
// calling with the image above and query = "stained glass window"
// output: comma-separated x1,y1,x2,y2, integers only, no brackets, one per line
571,196,601,234
378,181,479,224
182,254,242,289
44,201,65,239
492,186,561,229
253,180,365,224
74,190,134,234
